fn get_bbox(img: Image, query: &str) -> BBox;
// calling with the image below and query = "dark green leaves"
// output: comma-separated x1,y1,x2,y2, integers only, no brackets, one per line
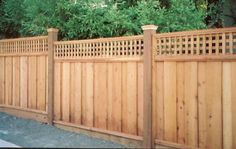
0,0,207,40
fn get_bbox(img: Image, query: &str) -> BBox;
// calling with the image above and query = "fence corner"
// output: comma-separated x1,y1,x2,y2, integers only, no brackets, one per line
142,25,158,148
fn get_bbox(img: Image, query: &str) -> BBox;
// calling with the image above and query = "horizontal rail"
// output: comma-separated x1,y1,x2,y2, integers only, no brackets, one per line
155,55,236,62
0,104,47,115
54,35,143,45
54,121,143,141
0,52,48,57
155,27,236,38
0,36,48,42
0,105,48,123
155,139,197,149
54,57,143,62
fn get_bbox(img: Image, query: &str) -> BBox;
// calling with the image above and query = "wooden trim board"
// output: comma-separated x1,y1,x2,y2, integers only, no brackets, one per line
0,53,48,57
54,121,142,148
155,55,236,62
54,121,171,148
54,57,143,62
155,139,197,149
0,106,48,123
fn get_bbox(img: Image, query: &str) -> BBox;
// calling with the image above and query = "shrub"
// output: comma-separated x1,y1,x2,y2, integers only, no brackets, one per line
0,0,24,38
0,0,207,40
20,0,57,36
160,0,207,32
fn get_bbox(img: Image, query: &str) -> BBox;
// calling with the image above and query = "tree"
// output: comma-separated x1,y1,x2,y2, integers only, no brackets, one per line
0,0,24,38
20,0,58,36
0,0,207,40
160,0,206,32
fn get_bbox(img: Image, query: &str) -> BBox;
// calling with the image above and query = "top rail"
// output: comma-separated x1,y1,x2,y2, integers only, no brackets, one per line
155,27,236,38
0,36,48,42
54,35,143,44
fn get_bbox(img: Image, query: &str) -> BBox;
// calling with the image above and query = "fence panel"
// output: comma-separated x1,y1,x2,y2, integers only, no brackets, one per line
0,36,48,114
53,35,145,137
153,27,236,149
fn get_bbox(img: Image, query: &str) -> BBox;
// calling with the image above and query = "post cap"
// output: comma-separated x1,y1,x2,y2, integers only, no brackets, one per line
47,28,59,33
141,25,158,31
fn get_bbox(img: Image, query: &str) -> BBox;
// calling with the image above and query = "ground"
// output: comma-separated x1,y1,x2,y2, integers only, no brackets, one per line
0,112,125,148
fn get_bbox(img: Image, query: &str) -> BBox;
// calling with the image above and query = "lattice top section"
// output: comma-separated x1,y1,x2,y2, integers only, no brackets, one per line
154,27,236,56
54,35,144,59
0,36,48,55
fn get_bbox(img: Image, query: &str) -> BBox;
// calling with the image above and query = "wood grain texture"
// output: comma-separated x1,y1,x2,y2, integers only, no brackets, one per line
198,62,207,149
62,62,70,122
82,63,94,127
108,63,122,132
137,62,143,136
231,62,236,149
205,62,222,149
122,63,128,133
155,62,164,140
45,56,48,112
37,56,46,111
70,63,76,123
12,57,20,107
0,57,4,104
5,57,13,105
28,56,37,109
20,57,28,108
74,63,82,124
126,62,137,135
176,62,185,145
107,63,113,131
184,62,198,147
223,62,232,149
152,62,157,140
94,63,107,129
164,62,177,142
47,28,58,124
54,62,61,121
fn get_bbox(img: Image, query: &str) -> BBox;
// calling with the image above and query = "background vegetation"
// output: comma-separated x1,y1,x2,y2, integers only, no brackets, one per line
0,0,231,40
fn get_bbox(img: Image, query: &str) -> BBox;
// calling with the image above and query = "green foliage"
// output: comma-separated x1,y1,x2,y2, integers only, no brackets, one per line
206,0,224,27
160,0,206,32
20,0,57,36
0,0,207,40
0,0,24,38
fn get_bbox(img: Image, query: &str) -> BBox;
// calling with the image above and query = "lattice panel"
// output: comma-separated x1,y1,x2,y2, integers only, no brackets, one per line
154,27,236,56
54,35,144,59
0,36,48,55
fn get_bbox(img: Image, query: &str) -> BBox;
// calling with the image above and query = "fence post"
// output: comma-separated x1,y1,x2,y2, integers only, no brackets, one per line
142,25,158,148
47,28,59,125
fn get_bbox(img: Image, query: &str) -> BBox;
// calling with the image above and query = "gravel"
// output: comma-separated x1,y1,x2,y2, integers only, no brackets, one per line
0,112,125,148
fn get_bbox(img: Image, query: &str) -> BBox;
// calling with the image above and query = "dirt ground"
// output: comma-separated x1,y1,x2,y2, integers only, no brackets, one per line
0,112,125,148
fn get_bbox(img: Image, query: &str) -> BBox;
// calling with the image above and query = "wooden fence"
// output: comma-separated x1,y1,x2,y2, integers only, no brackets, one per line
0,36,48,122
53,36,144,137
0,26,236,149
152,28,236,149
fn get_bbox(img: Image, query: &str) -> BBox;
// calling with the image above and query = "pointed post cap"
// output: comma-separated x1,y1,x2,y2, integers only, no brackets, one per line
141,25,158,31
47,28,59,33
